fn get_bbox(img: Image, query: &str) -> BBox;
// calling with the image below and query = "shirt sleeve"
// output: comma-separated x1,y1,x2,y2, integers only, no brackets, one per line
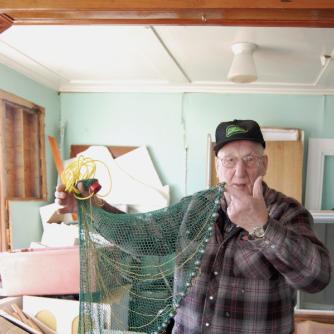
249,208,331,293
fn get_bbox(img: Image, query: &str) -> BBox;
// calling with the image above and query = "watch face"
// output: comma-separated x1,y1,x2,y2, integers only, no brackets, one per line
252,226,265,238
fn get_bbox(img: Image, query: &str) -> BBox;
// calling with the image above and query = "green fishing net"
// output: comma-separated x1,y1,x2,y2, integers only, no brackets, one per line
77,183,225,334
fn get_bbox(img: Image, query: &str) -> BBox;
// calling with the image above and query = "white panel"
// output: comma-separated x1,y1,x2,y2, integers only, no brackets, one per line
75,145,170,210
261,128,300,141
305,139,334,210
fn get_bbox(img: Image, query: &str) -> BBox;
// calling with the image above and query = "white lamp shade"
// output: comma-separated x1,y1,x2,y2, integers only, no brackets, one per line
227,42,257,83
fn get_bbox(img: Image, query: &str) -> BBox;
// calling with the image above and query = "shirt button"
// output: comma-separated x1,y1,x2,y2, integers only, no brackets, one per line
265,240,270,245
209,295,214,300
225,311,230,318
213,271,219,276
241,289,245,293
205,322,210,327
271,244,276,249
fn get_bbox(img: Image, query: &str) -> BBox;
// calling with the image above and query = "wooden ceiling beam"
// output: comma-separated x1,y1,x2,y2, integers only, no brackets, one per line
0,14,12,33
3,9,334,27
1,1,334,27
2,0,334,10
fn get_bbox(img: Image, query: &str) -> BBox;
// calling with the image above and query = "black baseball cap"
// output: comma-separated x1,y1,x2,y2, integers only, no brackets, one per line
214,119,265,155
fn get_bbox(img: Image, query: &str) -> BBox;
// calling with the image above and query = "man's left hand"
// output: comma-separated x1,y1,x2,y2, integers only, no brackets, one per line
225,176,268,233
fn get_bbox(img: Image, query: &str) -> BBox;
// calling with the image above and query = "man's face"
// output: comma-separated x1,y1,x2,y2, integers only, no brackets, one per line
215,140,268,195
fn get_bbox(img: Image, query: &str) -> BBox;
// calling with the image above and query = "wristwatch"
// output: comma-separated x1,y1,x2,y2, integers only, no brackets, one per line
249,226,266,239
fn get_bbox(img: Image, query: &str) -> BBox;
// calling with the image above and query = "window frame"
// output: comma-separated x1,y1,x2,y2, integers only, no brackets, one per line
0,90,47,251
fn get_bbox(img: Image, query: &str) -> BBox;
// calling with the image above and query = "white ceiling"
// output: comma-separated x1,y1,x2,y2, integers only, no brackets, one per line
1,25,334,94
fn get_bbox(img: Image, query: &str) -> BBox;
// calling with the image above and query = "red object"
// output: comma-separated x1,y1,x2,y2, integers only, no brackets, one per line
89,181,102,194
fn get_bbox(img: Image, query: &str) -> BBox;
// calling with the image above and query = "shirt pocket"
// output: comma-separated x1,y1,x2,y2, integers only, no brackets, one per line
232,240,276,280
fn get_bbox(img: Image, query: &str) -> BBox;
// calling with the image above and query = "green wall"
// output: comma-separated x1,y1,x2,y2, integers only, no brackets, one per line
0,64,60,248
1,62,334,248
60,92,334,204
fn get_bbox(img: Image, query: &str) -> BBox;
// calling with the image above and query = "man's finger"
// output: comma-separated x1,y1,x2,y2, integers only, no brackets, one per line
55,191,66,200
56,184,66,192
253,176,264,199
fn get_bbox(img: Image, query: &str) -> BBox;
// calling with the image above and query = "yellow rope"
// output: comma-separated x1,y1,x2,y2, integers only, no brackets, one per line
60,155,112,200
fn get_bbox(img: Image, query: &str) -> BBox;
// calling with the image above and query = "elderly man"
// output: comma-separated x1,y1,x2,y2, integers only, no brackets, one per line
171,119,330,334
55,119,330,334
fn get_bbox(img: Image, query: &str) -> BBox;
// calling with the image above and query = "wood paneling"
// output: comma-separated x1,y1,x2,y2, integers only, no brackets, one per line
0,100,8,251
1,0,334,27
264,140,303,202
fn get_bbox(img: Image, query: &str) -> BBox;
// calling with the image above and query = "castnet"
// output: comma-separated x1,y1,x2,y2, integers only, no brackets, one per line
77,183,225,334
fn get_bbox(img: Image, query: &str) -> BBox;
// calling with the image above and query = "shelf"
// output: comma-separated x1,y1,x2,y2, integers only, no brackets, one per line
310,210,334,224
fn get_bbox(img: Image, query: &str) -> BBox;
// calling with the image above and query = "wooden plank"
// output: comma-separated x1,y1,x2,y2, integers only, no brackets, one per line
264,140,303,202
2,0,334,27
70,144,137,159
0,317,30,334
14,107,25,197
210,145,218,187
48,136,64,175
295,310,334,324
0,13,12,33
5,9,334,27
3,104,13,199
0,100,8,251
38,107,47,200
23,111,39,197
0,90,39,109
2,0,334,10
3,9,333,27
31,112,40,197
18,108,25,197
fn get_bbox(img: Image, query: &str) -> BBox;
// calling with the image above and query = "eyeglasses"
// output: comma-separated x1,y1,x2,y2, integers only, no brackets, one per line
218,154,263,169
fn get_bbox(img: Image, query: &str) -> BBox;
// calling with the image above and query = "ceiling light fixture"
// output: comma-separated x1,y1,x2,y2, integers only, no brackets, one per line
227,42,257,83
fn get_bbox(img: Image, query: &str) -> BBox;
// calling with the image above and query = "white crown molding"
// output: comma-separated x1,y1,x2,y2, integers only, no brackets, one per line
0,54,59,90
58,82,334,95
0,39,62,90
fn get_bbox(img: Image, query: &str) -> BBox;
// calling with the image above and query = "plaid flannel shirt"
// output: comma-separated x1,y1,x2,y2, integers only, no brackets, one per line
172,183,331,334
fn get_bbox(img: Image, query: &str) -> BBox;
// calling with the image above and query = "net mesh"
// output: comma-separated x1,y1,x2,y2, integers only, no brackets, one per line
78,183,225,334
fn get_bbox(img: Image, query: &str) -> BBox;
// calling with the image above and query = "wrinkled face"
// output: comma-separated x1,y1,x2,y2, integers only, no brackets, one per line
215,140,268,195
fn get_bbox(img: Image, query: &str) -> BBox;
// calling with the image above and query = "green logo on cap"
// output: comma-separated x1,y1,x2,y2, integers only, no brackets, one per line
226,125,248,137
